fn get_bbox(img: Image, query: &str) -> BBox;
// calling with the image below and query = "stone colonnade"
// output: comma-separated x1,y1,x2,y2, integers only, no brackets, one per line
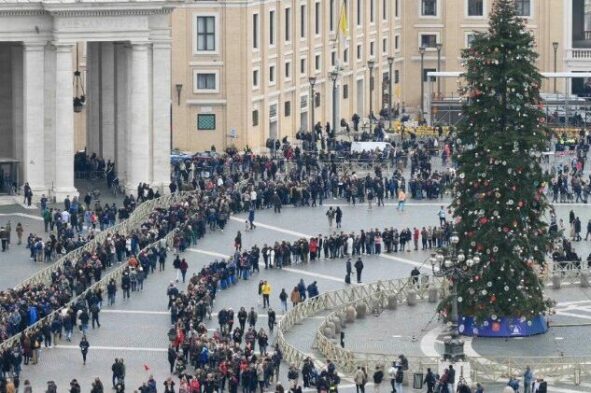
0,1,177,200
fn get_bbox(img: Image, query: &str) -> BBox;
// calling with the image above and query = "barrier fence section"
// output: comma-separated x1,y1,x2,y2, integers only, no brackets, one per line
278,275,591,386
0,192,193,352
14,192,189,290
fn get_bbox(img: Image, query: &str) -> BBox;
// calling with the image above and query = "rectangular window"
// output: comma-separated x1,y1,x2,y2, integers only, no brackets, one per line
285,8,291,42
395,0,399,17
300,5,306,38
420,34,438,48
468,0,484,16
197,16,216,51
269,104,278,118
356,0,362,25
343,48,349,63
331,51,336,66
421,0,437,16
395,35,400,50
252,110,259,126
315,2,321,35
370,41,375,56
330,0,335,31
197,73,216,90
357,44,362,59
394,70,399,84
315,93,320,107
269,65,276,83
252,14,259,49
285,62,291,79
382,38,387,53
370,0,375,22
343,84,349,99
197,114,216,130
423,68,436,82
315,54,321,71
466,33,477,48
269,10,275,45
383,0,387,20
300,58,306,74
300,95,308,109
285,101,291,116
514,0,531,16
253,70,259,88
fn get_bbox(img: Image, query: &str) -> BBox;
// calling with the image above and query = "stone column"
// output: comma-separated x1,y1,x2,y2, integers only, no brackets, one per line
126,42,151,191
86,42,100,156
114,43,128,184
151,40,171,192
100,42,116,162
22,42,47,195
53,43,78,199
11,45,23,184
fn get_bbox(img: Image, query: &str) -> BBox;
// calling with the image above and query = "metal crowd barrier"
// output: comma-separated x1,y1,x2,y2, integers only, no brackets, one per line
14,192,190,290
288,273,591,385
0,226,180,352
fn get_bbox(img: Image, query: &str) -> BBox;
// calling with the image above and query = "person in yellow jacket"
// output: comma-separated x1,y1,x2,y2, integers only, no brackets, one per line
262,281,272,309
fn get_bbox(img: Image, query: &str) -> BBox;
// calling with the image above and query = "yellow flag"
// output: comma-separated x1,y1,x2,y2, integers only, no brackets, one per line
338,0,349,49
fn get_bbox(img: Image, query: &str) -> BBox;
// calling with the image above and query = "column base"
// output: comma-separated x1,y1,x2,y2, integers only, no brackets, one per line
53,187,79,202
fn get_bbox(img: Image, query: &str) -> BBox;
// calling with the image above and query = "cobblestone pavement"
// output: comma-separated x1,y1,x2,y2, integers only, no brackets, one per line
3,194,591,392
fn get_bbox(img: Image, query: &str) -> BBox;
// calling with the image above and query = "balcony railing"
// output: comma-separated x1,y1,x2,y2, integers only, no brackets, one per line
567,48,591,60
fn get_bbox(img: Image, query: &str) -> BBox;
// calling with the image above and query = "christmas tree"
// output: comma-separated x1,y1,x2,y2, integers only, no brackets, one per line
450,0,553,324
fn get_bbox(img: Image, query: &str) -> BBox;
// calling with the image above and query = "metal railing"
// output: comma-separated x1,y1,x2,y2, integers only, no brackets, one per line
0,192,194,350
279,272,591,385
0,227,180,352
13,192,190,290
276,275,444,370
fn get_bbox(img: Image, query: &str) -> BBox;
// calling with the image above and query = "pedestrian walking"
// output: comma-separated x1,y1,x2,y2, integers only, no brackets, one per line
262,281,272,309
423,368,436,393
0,226,7,252
354,367,367,393
523,366,533,393
248,205,257,230
326,207,336,228
15,222,23,245
79,335,90,365
372,366,384,393
437,206,446,225
335,207,343,228
396,190,406,211
180,258,189,283
23,182,32,206
279,288,288,312
354,257,364,283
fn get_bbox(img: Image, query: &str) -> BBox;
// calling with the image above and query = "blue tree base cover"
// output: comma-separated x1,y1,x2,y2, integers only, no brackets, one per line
458,315,548,337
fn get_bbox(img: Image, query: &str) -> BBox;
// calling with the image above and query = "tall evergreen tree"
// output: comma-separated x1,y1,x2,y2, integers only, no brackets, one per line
450,0,553,322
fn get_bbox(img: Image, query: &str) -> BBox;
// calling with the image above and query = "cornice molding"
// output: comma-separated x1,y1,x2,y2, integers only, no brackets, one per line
0,3,176,17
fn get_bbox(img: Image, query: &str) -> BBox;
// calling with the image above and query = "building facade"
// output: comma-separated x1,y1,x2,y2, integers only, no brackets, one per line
171,0,580,152
172,0,396,152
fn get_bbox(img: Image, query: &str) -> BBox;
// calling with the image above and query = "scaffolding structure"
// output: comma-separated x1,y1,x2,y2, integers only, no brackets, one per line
425,71,591,128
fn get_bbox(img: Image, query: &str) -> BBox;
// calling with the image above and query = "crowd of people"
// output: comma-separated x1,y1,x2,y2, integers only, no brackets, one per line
5,126,580,392
0,192,214,379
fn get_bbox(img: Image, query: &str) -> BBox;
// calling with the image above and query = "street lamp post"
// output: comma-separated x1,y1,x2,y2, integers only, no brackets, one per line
387,56,395,122
419,46,426,124
309,77,317,133
552,42,559,94
429,232,478,362
436,43,443,99
367,59,375,128
330,70,339,152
